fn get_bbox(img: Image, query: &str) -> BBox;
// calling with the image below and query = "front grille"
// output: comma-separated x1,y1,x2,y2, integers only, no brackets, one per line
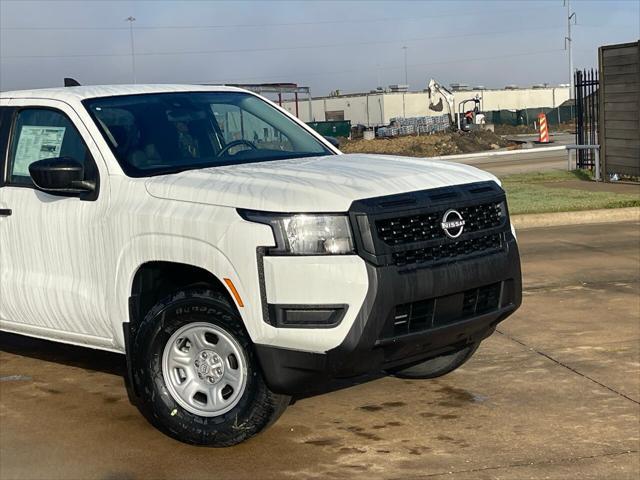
461,282,502,318
377,201,503,246
393,233,503,267
393,299,434,335
349,181,511,269
388,282,503,338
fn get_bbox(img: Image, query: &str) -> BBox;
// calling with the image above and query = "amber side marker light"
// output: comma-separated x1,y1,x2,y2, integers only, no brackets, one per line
224,278,244,308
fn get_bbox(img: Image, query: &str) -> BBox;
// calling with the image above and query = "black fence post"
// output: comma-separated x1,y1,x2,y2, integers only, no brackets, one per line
574,68,600,170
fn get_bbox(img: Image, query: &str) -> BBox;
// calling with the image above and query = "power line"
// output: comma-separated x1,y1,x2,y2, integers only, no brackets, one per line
199,48,566,84
1,25,565,59
0,7,553,31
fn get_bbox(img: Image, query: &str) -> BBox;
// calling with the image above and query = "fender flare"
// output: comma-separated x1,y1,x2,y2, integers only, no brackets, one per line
110,233,247,350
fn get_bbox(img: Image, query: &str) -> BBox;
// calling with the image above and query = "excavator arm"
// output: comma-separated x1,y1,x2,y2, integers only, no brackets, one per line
427,79,456,127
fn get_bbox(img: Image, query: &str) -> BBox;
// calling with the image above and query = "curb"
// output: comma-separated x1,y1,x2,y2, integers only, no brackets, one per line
511,207,640,229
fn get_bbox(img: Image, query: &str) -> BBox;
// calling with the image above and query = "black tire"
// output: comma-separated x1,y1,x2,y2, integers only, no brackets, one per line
131,287,290,446
387,343,479,379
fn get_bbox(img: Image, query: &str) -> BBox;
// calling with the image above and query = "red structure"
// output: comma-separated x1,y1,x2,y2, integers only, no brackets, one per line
224,83,313,120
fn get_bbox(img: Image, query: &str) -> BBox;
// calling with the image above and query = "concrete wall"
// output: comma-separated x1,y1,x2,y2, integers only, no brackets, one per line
383,93,432,123
282,87,570,126
471,88,570,111
281,93,386,125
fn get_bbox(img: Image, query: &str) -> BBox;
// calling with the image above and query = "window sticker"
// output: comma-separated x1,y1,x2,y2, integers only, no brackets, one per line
13,126,66,176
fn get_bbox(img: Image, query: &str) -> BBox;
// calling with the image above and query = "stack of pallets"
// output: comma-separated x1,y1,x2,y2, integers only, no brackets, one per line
377,115,450,137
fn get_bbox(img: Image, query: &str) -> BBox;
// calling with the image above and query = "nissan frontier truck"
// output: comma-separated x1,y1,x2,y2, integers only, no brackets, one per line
0,85,521,446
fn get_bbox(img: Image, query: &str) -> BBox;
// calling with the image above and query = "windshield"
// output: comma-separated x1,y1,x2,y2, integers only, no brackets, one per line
83,91,333,177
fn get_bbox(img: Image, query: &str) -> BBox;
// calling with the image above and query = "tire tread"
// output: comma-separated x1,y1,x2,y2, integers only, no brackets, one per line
130,287,289,446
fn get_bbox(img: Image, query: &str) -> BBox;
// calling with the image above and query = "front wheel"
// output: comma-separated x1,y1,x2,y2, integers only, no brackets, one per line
131,288,290,446
387,343,479,379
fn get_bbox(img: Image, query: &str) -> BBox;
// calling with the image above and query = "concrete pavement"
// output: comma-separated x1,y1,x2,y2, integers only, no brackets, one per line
434,147,568,176
504,132,575,148
425,132,575,176
1,222,639,479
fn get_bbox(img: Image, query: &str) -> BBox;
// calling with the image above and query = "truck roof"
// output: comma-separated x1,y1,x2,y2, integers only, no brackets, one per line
0,84,247,102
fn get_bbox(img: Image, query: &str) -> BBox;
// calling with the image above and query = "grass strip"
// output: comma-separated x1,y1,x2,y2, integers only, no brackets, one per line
500,171,640,215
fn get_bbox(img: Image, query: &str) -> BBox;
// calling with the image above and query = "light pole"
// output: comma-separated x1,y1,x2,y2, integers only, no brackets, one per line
402,46,408,86
126,16,137,84
564,0,576,99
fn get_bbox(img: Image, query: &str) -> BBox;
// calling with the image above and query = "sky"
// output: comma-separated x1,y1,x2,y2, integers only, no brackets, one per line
0,0,638,95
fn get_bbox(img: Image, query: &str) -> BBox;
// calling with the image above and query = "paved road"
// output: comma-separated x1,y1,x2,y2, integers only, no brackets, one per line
429,132,573,176
455,147,568,176
503,132,575,147
1,222,639,480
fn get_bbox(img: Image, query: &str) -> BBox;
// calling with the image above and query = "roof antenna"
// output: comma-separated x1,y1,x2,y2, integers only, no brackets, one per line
64,77,81,87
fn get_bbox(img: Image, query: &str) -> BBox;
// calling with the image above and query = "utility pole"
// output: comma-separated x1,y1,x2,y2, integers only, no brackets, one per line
126,16,137,84
564,0,576,99
402,46,408,86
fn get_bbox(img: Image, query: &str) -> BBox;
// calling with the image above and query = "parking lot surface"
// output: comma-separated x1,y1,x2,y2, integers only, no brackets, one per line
1,221,639,480
442,147,568,175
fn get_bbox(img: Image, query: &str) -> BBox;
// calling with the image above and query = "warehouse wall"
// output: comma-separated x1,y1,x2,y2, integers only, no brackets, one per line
281,93,386,124
465,88,570,111
283,87,570,126
383,93,433,123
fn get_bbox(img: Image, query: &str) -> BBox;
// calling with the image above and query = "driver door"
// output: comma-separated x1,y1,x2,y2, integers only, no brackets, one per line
0,99,112,345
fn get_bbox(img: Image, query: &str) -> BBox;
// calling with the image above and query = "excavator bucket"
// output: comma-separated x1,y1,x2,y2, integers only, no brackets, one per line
428,97,444,112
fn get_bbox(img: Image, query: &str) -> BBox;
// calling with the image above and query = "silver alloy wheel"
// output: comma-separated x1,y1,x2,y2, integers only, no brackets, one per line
162,322,248,417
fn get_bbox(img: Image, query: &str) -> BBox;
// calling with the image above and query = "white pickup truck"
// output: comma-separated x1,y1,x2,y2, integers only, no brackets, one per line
0,85,521,446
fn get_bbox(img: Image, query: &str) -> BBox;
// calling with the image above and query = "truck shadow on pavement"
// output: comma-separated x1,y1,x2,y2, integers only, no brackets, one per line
0,331,127,377
0,331,382,400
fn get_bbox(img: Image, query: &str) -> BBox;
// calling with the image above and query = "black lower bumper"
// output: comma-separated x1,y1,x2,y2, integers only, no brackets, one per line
255,235,522,396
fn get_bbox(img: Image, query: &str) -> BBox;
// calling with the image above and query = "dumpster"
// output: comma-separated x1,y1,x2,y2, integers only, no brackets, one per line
307,120,351,138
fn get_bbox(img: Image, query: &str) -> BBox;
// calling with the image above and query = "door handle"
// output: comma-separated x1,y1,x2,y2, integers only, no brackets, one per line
0,209,12,217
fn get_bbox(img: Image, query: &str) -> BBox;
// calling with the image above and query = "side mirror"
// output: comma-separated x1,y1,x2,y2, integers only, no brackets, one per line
324,136,340,149
29,157,95,194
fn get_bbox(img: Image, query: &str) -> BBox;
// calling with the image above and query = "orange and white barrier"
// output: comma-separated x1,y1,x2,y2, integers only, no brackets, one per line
537,113,550,143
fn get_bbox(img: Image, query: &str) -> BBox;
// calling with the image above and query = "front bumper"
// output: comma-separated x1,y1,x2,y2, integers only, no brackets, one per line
255,233,522,396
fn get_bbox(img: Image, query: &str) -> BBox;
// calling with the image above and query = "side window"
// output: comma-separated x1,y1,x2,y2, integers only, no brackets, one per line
211,104,293,152
7,108,95,186
212,104,243,143
241,110,293,151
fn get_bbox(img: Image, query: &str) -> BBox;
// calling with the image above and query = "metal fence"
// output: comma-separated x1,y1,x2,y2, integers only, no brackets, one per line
574,69,600,169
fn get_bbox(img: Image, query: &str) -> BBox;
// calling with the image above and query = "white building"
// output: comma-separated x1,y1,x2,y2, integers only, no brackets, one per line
282,86,570,126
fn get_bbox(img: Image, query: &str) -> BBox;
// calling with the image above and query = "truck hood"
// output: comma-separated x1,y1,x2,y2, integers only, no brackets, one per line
145,153,499,212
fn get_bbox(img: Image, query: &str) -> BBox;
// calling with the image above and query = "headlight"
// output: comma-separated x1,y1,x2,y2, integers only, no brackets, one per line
239,210,355,255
